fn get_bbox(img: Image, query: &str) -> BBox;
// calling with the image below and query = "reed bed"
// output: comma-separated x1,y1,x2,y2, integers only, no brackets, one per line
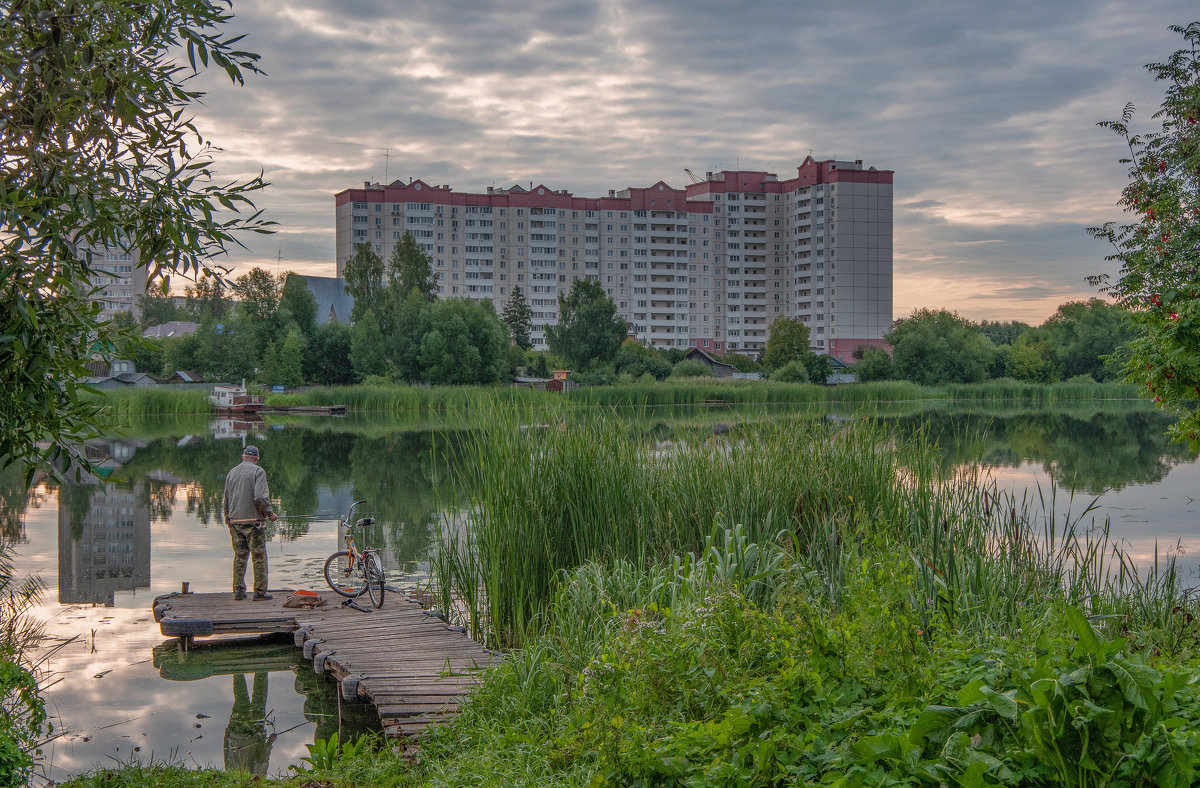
565,379,937,406
944,379,1137,402
268,383,556,413
90,388,212,416
435,405,1183,649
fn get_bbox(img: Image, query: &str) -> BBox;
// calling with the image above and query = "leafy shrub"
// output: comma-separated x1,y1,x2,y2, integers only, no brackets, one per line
670,359,713,379
894,607,1200,785
769,360,809,383
569,366,616,386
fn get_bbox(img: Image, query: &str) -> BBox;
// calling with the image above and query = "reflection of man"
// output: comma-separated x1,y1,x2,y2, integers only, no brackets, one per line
223,445,277,601
223,672,274,776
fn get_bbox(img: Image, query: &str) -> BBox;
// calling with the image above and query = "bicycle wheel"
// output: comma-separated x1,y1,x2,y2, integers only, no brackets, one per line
363,552,385,608
324,551,367,598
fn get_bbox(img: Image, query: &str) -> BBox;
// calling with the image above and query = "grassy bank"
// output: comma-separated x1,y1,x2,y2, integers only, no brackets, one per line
92,379,1138,416
266,383,556,413
435,405,1180,650
90,387,213,417
412,407,1199,784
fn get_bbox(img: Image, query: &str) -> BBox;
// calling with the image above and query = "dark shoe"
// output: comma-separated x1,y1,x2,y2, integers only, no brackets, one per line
233,590,246,600
253,592,273,601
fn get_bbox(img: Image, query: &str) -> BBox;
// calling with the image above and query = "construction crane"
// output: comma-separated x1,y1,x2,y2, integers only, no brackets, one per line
683,168,703,184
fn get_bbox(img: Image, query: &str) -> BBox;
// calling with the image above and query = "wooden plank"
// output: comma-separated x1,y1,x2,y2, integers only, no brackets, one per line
300,628,469,644
375,703,459,717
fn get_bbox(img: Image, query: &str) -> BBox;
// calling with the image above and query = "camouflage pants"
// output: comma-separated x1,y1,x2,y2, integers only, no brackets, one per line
229,521,268,595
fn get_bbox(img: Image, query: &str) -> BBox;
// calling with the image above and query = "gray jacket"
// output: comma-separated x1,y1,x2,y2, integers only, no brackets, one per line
224,460,274,524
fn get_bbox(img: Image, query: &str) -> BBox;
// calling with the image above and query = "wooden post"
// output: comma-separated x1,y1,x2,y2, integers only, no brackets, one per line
181,581,190,594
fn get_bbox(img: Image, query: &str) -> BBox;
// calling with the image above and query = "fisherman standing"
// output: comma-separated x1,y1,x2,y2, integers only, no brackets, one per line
223,445,277,600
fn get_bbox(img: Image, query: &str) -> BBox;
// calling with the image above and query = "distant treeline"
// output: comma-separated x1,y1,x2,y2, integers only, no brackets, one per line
124,257,1132,392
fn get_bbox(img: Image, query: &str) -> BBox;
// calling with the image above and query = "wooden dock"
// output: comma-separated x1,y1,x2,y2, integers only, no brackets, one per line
257,404,347,415
152,589,498,738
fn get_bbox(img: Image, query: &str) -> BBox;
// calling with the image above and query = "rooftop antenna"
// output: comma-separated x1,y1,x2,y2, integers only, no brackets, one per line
383,148,390,183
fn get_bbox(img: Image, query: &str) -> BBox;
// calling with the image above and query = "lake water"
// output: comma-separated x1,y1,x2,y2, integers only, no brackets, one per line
6,400,1198,781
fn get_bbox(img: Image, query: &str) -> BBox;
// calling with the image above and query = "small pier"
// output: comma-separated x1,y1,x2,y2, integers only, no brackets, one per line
257,404,348,415
152,589,498,738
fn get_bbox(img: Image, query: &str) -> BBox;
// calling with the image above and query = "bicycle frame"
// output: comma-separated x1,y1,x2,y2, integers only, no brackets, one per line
324,499,385,607
338,499,371,564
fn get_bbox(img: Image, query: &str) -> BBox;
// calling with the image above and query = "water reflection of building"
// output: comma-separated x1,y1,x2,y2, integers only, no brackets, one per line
58,440,151,605
210,417,266,441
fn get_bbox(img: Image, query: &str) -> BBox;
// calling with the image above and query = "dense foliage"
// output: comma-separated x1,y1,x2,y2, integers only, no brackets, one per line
145,251,512,386
500,286,534,350
879,301,1134,387
1088,21,1200,445
0,542,49,785
0,0,269,474
416,409,1200,785
546,279,628,368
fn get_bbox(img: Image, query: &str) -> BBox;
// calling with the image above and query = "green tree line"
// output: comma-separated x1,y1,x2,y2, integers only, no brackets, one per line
851,299,1135,386
128,277,1135,390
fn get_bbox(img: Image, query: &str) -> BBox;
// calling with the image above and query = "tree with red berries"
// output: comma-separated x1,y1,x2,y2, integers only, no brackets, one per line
1088,21,1200,446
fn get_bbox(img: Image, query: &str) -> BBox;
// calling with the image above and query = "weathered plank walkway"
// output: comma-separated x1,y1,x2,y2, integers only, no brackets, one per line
152,589,498,738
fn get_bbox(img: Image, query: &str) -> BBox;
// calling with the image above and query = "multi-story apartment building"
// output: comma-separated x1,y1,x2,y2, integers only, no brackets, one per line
83,242,148,321
334,156,892,360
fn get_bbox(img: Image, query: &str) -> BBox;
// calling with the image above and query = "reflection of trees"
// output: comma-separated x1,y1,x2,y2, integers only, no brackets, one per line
349,431,469,568
0,464,30,540
86,426,469,564
57,481,97,540
140,480,178,522
889,408,1197,494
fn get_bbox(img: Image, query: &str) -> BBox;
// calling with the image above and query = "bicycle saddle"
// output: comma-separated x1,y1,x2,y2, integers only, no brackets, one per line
356,517,375,527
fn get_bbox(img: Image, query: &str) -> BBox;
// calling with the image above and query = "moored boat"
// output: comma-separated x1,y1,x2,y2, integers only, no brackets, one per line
209,384,264,414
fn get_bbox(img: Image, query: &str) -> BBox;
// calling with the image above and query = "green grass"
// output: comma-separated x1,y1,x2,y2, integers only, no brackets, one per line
432,403,1182,650
566,379,937,405
267,383,556,413
88,379,1143,418
89,387,212,416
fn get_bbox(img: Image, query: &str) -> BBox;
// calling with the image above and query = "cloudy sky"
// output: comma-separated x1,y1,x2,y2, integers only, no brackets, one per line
188,0,1196,324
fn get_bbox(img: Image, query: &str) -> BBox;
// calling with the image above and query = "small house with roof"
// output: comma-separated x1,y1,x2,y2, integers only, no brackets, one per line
682,348,739,378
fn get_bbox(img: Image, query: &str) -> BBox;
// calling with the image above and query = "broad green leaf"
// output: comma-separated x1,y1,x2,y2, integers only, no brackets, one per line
1064,605,1101,657
978,686,1019,721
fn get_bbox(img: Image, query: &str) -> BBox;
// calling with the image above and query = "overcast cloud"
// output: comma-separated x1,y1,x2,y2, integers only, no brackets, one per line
188,0,1196,323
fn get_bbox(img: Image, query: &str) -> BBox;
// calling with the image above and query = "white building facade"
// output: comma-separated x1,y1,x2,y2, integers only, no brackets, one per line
84,243,148,321
334,157,892,360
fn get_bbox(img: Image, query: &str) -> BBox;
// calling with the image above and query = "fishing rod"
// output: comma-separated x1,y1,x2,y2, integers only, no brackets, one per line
272,513,342,521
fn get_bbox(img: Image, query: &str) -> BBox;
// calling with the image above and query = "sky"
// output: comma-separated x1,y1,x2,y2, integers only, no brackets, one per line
186,0,1197,325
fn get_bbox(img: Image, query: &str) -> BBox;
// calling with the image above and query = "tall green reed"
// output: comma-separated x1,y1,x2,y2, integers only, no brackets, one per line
90,387,212,416
435,404,1187,650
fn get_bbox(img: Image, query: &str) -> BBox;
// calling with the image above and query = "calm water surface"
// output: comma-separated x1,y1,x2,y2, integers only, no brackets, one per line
6,401,1198,780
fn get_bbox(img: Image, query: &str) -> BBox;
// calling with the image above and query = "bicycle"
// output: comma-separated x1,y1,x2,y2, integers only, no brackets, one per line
322,499,385,608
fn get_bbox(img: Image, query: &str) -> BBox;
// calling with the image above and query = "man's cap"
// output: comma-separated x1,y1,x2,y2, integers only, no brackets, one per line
242,445,260,457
